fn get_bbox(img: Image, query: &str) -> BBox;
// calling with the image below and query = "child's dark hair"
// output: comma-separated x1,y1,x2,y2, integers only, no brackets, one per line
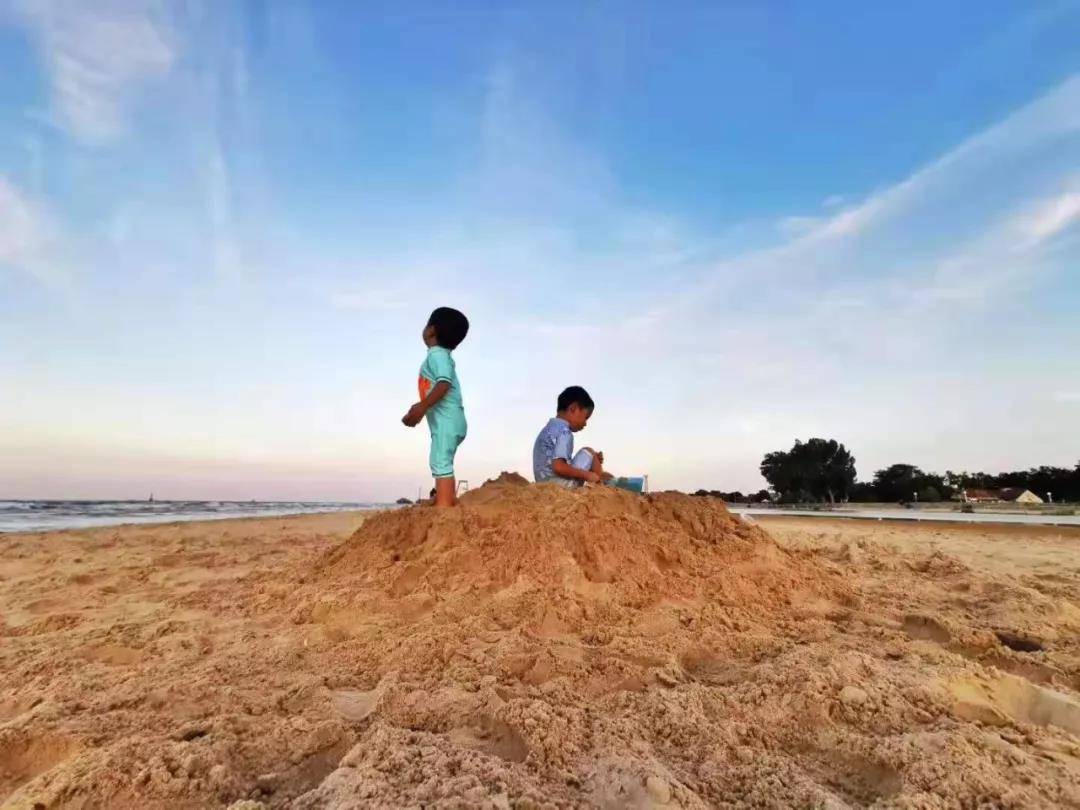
427,307,469,350
557,385,594,413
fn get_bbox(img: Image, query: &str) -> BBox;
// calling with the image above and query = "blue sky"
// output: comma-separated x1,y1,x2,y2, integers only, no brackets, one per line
1,0,1078,501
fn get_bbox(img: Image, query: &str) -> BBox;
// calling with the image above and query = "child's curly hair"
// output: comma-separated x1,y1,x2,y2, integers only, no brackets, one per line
427,307,469,350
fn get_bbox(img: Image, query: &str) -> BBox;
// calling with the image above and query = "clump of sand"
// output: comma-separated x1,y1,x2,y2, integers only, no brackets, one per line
482,471,531,487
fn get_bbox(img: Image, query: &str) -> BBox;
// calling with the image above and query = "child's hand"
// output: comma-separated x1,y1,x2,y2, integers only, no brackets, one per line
584,471,602,484
401,403,426,427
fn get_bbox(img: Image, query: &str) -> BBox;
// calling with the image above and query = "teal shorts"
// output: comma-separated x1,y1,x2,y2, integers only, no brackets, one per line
430,428,466,478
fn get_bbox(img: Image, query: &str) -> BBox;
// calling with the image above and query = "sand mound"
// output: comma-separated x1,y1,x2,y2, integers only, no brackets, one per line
320,480,845,618
291,481,856,806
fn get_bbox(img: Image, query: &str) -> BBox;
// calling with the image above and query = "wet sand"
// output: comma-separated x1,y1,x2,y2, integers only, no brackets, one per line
3,496,1080,808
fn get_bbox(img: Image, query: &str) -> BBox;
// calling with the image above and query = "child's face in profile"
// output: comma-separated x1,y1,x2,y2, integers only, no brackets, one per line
422,324,437,347
565,403,592,432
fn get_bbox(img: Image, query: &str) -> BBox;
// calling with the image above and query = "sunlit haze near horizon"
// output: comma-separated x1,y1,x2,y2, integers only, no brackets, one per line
2,1,1079,502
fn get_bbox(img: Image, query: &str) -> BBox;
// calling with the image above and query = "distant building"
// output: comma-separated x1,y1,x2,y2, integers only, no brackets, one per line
959,488,1000,503
999,487,1044,504
957,487,1044,504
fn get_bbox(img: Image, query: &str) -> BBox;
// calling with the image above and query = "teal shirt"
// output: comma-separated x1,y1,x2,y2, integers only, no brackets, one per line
418,346,466,435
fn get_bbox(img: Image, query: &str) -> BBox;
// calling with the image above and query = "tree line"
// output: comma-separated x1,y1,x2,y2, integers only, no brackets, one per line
693,488,772,504
698,438,1080,504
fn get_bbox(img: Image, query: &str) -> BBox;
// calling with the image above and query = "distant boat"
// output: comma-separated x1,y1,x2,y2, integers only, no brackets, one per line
148,493,154,503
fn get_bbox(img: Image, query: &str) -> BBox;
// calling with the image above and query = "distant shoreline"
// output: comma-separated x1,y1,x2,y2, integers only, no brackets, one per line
0,500,392,534
725,499,1077,515
730,502,1080,527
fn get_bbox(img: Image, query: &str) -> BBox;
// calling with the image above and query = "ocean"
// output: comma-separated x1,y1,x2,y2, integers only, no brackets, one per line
0,499,390,534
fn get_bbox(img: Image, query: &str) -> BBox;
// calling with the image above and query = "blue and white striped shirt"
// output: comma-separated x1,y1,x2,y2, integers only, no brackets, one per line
532,417,574,483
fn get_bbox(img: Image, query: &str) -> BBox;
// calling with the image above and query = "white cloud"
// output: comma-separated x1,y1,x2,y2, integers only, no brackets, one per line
205,141,245,279
0,178,43,261
472,65,610,224
1017,190,1080,246
0,176,69,287
781,75,1080,250
13,2,272,281
14,0,175,143
776,215,823,238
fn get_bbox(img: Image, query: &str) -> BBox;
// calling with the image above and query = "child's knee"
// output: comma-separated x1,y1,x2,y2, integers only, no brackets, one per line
570,448,594,471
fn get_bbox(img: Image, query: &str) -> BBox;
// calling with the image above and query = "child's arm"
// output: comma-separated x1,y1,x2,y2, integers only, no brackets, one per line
551,458,601,484
402,381,451,427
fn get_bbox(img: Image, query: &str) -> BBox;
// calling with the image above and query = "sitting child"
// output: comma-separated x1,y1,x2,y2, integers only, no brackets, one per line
532,386,609,487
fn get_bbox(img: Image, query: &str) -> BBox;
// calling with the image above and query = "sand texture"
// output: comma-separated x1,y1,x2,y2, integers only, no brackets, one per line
3,477,1080,808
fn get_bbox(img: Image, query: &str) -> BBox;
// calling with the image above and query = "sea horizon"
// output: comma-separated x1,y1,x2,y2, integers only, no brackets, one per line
0,498,393,534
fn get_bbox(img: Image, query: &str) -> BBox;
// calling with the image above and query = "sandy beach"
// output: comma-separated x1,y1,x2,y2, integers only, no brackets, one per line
3,478,1080,808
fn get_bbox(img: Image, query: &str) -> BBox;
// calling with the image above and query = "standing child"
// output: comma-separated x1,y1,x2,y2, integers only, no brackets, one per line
402,307,469,507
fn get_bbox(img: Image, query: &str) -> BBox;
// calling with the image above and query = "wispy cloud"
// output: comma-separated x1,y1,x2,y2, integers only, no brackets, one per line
205,140,245,280
785,74,1080,250
14,0,176,143
1017,190,1080,247
0,176,69,288
679,74,1080,311
474,61,614,218
776,215,823,238
11,2,273,282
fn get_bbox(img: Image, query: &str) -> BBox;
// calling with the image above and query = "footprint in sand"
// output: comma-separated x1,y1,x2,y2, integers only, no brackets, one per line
77,644,146,666
797,747,903,806
903,614,951,644
330,689,381,722
23,597,62,616
949,673,1080,736
994,630,1044,653
0,734,80,803
448,717,530,763
330,673,397,722
0,697,36,723
679,646,748,686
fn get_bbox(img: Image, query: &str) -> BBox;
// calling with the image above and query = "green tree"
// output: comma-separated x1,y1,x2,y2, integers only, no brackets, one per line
850,481,878,502
872,464,923,503
760,449,803,502
760,438,857,503
917,486,942,502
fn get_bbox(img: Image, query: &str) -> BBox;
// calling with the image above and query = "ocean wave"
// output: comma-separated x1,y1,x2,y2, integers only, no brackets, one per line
0,501,386,534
